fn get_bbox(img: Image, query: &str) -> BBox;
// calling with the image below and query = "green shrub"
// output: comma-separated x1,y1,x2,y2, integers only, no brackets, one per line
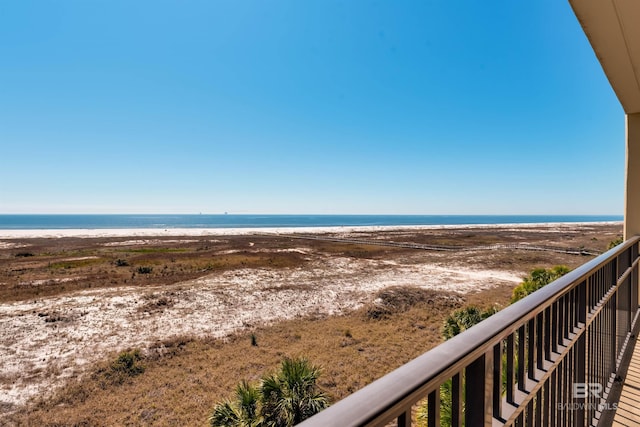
608,236,624,250
15,252,34,258
209,357,329,427
511,265,570,303
99,349,146,385
442,306,498,341
111,350,145,375
137,266,153,274
209,381,261,427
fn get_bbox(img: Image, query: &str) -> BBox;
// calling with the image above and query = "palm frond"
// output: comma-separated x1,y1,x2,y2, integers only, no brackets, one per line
209,401,241,427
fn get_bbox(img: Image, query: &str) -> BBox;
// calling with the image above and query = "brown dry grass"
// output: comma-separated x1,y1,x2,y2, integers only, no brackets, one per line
0,224,621,303
6,285,498,427
0,236,320,302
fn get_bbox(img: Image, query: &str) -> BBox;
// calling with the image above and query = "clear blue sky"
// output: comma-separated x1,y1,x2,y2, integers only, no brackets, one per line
0,0,625,215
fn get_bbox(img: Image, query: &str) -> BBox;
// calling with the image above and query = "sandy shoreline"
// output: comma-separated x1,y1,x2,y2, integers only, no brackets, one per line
0,221,622,239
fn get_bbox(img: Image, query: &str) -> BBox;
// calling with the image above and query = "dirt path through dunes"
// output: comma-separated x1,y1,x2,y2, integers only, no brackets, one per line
0,253,520,411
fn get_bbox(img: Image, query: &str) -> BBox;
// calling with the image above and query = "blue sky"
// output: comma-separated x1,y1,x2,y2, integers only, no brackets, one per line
0,1,625,214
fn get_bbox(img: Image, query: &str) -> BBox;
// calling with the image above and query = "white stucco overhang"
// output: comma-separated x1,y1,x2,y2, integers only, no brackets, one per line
569,0,640,114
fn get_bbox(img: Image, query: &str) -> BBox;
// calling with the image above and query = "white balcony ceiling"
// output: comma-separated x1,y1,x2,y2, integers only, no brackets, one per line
570,0,640,114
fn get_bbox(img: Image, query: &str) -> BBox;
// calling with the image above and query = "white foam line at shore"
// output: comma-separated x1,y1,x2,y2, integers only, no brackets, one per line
0,221,621,239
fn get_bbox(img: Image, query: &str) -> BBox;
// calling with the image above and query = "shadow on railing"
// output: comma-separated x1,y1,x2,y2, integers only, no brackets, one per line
299,237,640,427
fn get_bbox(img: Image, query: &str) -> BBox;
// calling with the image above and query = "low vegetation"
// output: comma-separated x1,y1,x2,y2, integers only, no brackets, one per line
210,357,329,427
7,285,477,426
510,265,570,303
365,286,463,320
14,251,34,257
114,258,130,267
441,305,498,340
99,349,146,385
136,266,153,274
608,236,624,250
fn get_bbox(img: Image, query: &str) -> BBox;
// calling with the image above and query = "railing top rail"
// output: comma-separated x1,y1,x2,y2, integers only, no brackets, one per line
298,236,640,427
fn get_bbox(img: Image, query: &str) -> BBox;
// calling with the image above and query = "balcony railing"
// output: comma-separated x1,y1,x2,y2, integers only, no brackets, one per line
299,236,640,427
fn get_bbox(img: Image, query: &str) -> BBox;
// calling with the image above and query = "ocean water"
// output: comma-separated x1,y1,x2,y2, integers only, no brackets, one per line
0,214,623,230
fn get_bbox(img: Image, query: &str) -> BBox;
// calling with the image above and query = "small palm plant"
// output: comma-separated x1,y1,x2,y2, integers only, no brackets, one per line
261,357,330,427
209,381,262,427
511,265,570,303
209,357,329,427
442,306,497,340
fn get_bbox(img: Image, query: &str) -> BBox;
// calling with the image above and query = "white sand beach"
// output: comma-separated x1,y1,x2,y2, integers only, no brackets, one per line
0,221,621,240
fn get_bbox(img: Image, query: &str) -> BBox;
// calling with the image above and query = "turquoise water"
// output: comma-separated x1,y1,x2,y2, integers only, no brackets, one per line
0,214,623,230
